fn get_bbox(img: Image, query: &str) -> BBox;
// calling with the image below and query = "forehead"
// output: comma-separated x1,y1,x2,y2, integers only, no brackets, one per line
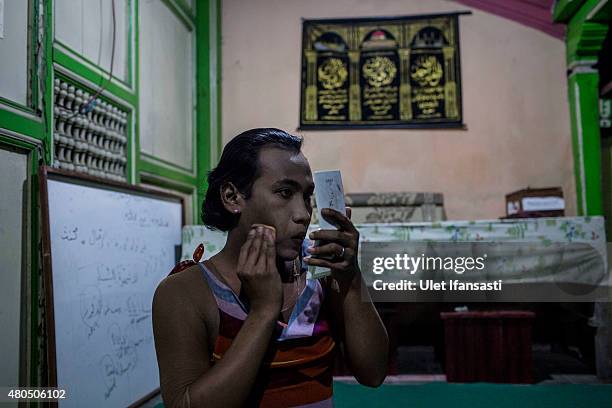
256,147,312,184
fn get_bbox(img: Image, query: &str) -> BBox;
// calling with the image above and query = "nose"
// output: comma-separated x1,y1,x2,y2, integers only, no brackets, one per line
291,198,311,226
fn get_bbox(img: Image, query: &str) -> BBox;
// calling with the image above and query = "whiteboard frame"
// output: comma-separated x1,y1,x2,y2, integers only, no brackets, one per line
39,166,184,407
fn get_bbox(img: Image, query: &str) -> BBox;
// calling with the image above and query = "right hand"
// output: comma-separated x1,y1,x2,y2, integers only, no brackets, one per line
236,225,282,316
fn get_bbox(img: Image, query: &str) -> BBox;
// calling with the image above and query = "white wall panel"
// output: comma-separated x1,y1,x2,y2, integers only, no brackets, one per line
0,0,29,105
54,0,82,52
139,0,194,169
0,146,28,391
54,0,130,81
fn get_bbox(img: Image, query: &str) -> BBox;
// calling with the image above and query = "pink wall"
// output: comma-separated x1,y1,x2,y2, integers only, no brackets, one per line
221,0,576,220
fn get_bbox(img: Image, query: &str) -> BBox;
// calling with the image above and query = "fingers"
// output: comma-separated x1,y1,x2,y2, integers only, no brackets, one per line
264,228,276,269
308,229,354,245
254,228,276,272
245,226,264,268
320,208,357,232
306,242,345,258
240,225,278,277
237,227,257,270
252,224,276,235
346,206,352,220
303,255,349,271
256,235,268,272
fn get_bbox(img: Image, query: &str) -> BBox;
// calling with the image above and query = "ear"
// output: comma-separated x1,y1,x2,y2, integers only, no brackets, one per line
220,182,245,214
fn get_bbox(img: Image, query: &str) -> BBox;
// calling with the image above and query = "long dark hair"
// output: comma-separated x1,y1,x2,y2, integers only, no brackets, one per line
201,128,303,231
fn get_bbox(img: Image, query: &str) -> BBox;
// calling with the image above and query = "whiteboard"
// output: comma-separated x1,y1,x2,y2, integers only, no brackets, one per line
44,174,182,407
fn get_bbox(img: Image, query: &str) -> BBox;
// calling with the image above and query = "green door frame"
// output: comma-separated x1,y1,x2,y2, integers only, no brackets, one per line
0,134,42,390
196,0,222,220
553,0,611,216
0,0,221,394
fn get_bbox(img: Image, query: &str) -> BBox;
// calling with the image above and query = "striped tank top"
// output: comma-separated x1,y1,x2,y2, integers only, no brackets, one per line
198,262,336,407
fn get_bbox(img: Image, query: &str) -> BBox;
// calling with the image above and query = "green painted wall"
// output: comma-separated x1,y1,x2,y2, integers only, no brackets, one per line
553,0,610,216
567,70,604,215
0,0,220,391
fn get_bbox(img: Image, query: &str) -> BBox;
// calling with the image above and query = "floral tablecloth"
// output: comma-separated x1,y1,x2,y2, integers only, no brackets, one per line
181,216,609,288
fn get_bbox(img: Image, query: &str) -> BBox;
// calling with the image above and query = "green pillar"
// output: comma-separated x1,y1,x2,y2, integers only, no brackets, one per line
554,0,609,215
196,0,222,223
567,63,603,215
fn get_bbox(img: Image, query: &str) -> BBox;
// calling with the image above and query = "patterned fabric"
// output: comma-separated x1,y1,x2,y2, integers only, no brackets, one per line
180,216,606,286
311,192,447,224
348,216,608,287
198,262,335,407
345,192,444,207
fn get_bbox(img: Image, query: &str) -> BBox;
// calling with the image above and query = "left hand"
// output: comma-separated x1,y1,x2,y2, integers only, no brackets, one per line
304,207,359,284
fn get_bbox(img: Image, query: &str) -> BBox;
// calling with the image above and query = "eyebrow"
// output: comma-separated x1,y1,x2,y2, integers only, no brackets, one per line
272,178,315,192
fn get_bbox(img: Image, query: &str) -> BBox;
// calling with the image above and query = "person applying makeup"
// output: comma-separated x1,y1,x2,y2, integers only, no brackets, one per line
152,128,388,407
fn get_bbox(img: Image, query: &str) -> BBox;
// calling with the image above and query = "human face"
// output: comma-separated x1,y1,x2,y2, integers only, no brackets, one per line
239,147,314,260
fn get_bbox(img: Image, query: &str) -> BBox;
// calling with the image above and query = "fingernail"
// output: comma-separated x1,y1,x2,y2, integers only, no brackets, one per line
309,232,314,239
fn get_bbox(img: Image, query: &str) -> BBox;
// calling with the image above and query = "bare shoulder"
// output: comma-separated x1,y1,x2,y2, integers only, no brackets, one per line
153,264,218,332
152,264,218,401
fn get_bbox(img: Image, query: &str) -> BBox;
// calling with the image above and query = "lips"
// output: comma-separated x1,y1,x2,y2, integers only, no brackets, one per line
290,232,307,241
288,232,306,248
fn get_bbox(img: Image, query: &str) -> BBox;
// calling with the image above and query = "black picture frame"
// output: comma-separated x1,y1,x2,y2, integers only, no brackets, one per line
299,12,470,130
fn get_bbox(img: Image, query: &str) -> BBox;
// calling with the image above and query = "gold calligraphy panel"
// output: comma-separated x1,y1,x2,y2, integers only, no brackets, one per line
300,13,466,129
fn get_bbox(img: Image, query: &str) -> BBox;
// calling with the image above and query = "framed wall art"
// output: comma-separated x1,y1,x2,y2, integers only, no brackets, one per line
299,12,469,129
